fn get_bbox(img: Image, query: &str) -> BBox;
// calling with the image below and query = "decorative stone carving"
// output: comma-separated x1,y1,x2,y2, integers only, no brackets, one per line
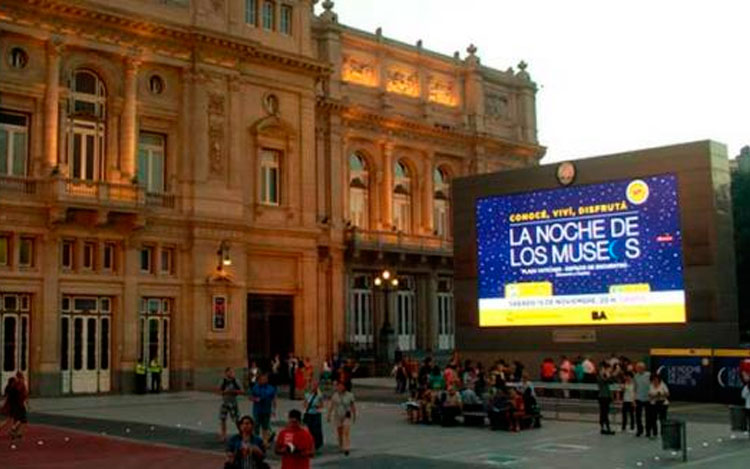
485,94,508,118
341,55,377,87
428,75,458,107
386,66,419,97
207,92,225,176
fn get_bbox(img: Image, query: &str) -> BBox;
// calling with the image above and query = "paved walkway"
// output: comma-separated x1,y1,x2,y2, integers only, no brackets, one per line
6,391,750,468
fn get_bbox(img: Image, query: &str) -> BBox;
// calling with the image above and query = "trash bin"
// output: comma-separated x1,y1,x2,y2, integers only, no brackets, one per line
661,419,685,451
729,406,748,432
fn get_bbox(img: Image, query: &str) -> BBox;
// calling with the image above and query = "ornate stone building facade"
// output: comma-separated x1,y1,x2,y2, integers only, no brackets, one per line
0,0,543,395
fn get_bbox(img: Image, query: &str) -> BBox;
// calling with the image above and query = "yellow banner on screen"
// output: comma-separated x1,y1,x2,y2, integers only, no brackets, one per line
479,290,686,326
609,283,651,293
505,281,553,298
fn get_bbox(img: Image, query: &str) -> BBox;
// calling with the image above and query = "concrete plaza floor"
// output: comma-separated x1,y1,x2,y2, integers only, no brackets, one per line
8,387,750,469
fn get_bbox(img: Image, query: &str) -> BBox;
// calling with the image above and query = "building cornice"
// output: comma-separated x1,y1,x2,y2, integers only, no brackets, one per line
0,0,331,76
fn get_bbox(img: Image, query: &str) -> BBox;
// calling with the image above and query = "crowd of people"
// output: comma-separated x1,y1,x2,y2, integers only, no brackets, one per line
395,353,541,432
221,354,358,469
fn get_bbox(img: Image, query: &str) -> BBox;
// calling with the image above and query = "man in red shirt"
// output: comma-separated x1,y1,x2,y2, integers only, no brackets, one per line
275,409,314,469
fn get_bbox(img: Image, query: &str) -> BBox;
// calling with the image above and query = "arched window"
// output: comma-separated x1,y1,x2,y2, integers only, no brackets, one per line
434,167,450,238
68,69,106,181
349,152,369,229
393,160,412,233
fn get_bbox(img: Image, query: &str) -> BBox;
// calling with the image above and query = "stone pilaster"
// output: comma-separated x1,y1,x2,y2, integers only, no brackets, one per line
422,156,434,235
381,141,394,229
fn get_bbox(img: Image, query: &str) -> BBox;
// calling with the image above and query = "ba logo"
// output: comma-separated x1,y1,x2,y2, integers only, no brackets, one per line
591,311,609,321
626,179,649,205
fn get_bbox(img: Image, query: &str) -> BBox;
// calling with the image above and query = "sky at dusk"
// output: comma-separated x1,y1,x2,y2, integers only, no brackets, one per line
317,0,749,163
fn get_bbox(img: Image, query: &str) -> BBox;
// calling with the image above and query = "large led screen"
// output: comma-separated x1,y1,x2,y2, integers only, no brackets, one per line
476,174,686,327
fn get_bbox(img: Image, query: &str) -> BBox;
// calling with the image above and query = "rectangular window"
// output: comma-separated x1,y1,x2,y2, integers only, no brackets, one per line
61,240,74,270
160,247,174,275
0,235,8,266
82,242,96,271
103,243,115,271
262,0,275,30
140,246,154,273
19,237,33,267
280,5,292,35
0,111,29,177
137,132,166,193
245,0,257,25
260,149,280,205
70,121,103,181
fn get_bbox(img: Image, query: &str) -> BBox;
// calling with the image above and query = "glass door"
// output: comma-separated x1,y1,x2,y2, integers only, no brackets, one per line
0,294,30,388
140,298,170,391
61,296,111,394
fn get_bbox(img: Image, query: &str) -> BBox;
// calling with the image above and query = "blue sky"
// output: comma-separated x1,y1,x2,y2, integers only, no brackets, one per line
319,0,749,163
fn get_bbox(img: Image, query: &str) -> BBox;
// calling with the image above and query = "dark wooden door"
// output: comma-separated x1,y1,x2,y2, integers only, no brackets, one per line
247,294,294,368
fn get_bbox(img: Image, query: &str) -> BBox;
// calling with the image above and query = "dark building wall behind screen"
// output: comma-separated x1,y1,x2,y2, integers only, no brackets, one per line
453,140,739,363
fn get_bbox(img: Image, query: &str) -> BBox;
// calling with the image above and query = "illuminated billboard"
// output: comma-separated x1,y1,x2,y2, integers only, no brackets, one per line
476,174,686,327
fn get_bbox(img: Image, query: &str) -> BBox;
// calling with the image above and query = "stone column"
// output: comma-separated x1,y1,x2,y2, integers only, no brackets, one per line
381,142,393,229
422,155,434,235
120,57,139,181
44,39,63,173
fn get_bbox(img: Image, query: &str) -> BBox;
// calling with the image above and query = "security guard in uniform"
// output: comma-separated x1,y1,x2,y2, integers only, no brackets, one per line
149,358,162,393
135,360,147,394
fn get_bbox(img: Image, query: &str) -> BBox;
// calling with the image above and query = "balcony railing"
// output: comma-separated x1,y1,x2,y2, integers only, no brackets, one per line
145,191,176,209
346,228,452,253
53,178,143,208
0,175,38,195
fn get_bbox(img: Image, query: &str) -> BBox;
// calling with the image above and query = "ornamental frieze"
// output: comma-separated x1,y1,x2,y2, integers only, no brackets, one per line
428,75,458,107
341,54,377,87
386,66,419,97
207,92,226,176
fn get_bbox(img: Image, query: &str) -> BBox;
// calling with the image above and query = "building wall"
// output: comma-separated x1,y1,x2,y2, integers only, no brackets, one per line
0,0,543,395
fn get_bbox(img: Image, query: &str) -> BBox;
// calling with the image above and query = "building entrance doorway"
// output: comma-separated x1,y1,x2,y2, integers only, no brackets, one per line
0,294,30,388
61,296,111,394
247,294,294,368
139,298,171,391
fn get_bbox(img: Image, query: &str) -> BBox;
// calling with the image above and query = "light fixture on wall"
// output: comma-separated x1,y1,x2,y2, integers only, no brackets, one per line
217,240,231,271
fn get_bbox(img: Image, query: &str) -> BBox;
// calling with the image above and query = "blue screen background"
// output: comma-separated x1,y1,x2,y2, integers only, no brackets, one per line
476,174,684,299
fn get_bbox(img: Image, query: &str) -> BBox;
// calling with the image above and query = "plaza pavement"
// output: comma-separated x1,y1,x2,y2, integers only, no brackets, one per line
5,382,750,468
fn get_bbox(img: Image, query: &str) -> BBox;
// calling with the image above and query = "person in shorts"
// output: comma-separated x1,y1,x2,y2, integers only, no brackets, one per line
327,380,356,455
251,372,278,446
220,367,243,442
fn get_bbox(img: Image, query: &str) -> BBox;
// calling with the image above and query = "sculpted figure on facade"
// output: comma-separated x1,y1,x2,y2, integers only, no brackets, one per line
208,92,226,176
341,54,377,87
428,75,458,107
386,66,419,97
485,93,508,119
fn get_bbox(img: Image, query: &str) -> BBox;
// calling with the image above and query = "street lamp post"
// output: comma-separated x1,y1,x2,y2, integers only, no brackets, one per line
374,269,399,365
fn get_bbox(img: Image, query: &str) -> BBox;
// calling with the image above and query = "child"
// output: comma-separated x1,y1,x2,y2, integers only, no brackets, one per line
621,373,635,432
404,390,421,423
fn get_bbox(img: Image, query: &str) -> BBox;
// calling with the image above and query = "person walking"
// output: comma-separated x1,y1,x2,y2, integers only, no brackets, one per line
302,380,324,452
288,354,298,400
0,376,16,437
597,363,615,435
149,358,162,393
633,362,650,437
219,367,243,442
275,409,315,469
328,380,356,456
3,372,28,441
225,415,266,469
621,372,636,432
251,373,278,447
648,374,670,438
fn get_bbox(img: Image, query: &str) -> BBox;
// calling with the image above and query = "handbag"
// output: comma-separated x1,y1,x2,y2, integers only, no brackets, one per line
302,392,317,422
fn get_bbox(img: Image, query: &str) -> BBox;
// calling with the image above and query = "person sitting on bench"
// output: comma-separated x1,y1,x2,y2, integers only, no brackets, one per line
441,386,463,426
509,388,526,432
488,388,512,430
